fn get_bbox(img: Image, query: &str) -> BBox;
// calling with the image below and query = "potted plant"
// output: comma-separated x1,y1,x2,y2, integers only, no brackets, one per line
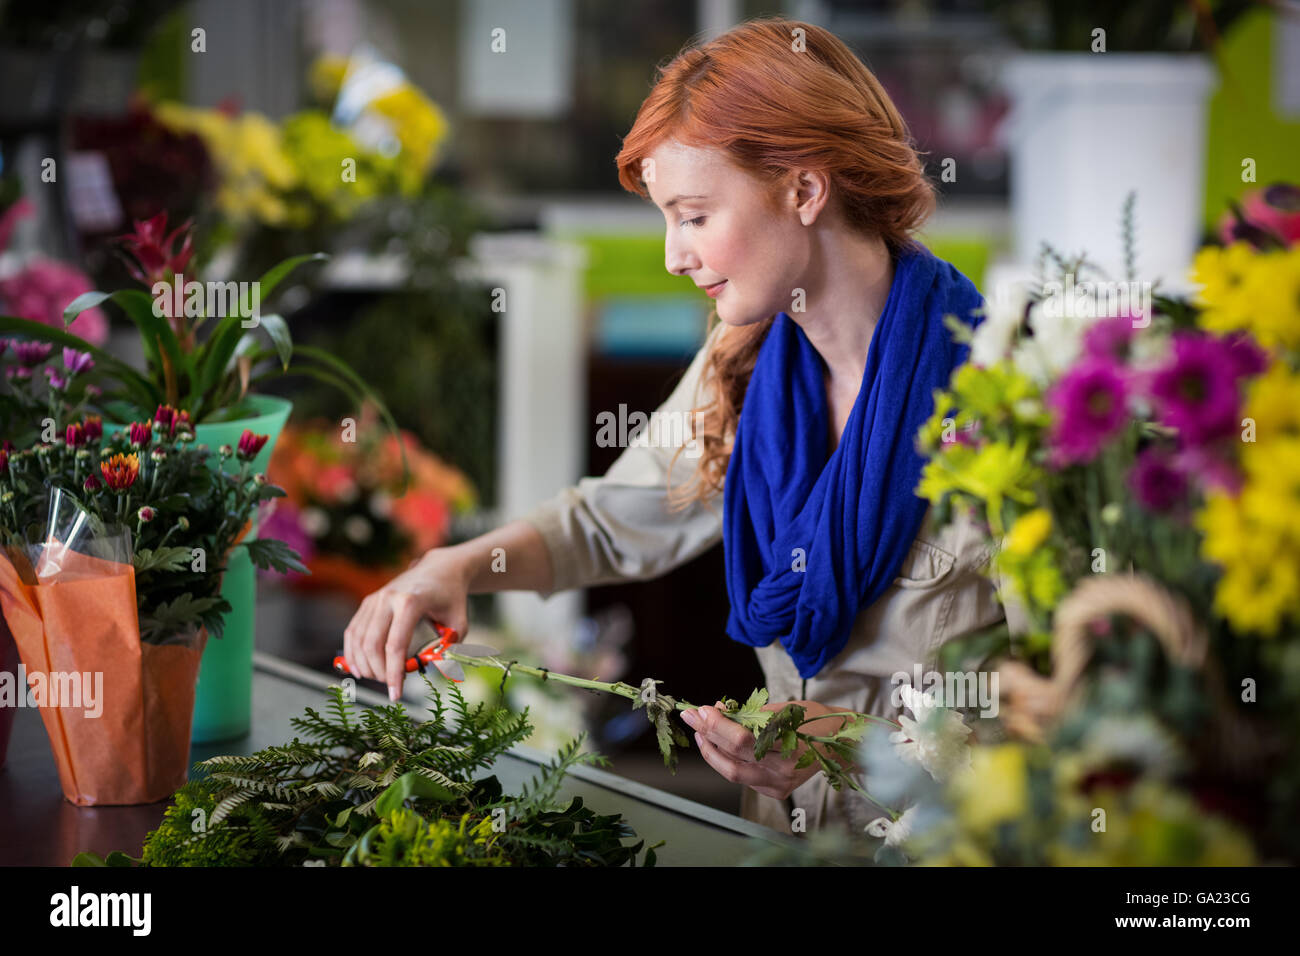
987,0,1252,283
0,212,400,744
0,347,304,804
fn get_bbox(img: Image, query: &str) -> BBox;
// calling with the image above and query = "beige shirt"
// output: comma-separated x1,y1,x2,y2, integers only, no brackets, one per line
521,319,1027,839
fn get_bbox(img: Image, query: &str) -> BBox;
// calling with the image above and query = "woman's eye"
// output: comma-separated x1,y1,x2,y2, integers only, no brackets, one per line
679,216,706,228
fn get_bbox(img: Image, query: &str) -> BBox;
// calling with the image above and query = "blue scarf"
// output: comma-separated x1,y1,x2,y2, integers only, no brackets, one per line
722,242,984,679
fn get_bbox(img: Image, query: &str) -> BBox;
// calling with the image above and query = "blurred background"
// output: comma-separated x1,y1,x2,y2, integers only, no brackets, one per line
0,0,1295,813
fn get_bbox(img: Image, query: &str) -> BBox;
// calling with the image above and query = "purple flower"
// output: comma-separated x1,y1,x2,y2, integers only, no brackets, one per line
43,366,68,390
1150,332,1245,447
5,366,31,382
12,341,52,367
62,347,94,376
1083,315,1137,363
1046,358,1130,467
1129,446,1188,512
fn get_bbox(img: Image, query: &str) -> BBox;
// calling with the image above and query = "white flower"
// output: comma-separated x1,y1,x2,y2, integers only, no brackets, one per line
299,506,330,538
970,281,1031,367
1011,295,1108,387
890,684,973,783
865,805,917,847
342,514,373,544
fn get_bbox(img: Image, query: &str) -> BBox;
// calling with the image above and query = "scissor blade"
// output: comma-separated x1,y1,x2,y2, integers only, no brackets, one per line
433,659,466,683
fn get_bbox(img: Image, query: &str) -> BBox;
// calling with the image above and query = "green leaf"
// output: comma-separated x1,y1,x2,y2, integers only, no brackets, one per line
257,313,292,370
133,545,194,573
255,252,327,304
243,537,309,575
374,771,457,817
730,688,774,733
754,703,805,761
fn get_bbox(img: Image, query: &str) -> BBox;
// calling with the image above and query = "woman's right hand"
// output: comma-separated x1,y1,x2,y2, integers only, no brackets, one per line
342,548,472,702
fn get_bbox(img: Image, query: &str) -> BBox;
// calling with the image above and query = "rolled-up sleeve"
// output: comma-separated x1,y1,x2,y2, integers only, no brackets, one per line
520,322,727,598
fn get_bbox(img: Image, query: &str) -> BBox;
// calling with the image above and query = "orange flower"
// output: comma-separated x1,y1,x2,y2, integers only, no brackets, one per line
391,489,450,553
101,452,140,490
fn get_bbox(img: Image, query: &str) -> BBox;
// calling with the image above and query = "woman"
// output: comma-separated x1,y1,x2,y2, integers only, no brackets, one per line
343,17,1018,837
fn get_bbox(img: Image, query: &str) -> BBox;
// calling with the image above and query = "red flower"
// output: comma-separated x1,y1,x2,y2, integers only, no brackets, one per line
65,423,85,448
0,449,7,476
101,453,140,490
129,421,153,448
237,429,270,462
115,212,195,287
83,473,101,491
82,416,103,441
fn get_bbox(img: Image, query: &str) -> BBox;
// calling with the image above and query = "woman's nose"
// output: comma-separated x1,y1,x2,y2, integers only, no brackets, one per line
665,228,696,277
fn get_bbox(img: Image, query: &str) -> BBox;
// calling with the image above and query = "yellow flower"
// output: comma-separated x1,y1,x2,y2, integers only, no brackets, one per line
1238,245,1300,351
1005,508,1052,556
1190,241,1258,334
952,743,1028,832
1242,360,1300,446
368,83,450,191
1212,550,1300,636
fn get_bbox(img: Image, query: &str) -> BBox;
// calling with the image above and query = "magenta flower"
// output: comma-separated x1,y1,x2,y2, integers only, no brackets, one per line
1046,358,1130,467
62,347,94,376
0,259,109,345
12,340,52,367
5,366,31,382
1150,332,1246,447
65,423,85,448
1082,315,1137,363
83,474,101,491
1129,446,1188,512
237,429,270,462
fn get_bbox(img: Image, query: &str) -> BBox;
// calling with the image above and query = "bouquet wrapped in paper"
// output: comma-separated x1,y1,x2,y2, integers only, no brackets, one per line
0,359,304,803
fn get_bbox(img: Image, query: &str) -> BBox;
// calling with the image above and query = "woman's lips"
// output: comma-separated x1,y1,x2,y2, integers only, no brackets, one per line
704,280,727,298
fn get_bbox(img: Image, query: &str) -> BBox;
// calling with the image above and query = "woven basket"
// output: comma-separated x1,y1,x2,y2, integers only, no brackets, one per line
995,572,1263,772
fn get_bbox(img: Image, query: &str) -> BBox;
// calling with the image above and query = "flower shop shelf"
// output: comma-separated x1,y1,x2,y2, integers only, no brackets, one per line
0,652,796,867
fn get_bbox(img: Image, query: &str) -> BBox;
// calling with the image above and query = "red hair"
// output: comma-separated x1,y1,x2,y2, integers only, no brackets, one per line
613,16,935,509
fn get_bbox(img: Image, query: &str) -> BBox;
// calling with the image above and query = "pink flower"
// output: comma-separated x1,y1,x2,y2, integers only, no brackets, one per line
1046,358,1130,468
1129,446,1188,513
1218,184,1300,248
115,211,195,287
237,429,270,462
1150,332,1248,447
0,259,109,345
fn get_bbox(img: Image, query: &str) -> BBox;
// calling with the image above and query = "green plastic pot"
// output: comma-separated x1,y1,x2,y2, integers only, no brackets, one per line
105,393,292,744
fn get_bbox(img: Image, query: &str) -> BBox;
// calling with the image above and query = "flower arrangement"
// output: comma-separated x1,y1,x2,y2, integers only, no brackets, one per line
881,185,1300,864
0,341,304,639
263,407,475,598
150,53,448,231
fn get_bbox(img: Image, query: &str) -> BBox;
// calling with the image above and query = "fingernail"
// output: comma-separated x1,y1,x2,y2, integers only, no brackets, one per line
680,710,699,728
694,732,703,747
389,686,399,702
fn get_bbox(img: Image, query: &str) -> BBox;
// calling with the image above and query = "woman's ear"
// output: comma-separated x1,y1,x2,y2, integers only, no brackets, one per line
793,168,832,226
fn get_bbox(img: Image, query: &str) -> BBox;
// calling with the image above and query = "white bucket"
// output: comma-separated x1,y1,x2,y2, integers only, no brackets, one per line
1000,53,1217,286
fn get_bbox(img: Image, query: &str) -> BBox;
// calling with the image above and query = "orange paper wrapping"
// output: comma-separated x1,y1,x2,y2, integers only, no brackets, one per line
0,546,207,806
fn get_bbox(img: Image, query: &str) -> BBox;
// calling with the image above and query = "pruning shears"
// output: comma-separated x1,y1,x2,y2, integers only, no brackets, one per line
333,620,499,684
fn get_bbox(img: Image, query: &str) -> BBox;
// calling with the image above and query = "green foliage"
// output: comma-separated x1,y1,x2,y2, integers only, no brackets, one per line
84,678,657,867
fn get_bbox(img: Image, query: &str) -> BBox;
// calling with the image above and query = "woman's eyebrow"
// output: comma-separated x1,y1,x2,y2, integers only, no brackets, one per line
662,193,709,209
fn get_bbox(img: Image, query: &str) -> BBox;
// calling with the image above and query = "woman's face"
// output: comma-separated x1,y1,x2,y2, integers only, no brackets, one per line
643,139,814,328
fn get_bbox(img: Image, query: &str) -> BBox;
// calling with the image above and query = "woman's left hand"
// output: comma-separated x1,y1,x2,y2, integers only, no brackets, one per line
680,699,854,800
